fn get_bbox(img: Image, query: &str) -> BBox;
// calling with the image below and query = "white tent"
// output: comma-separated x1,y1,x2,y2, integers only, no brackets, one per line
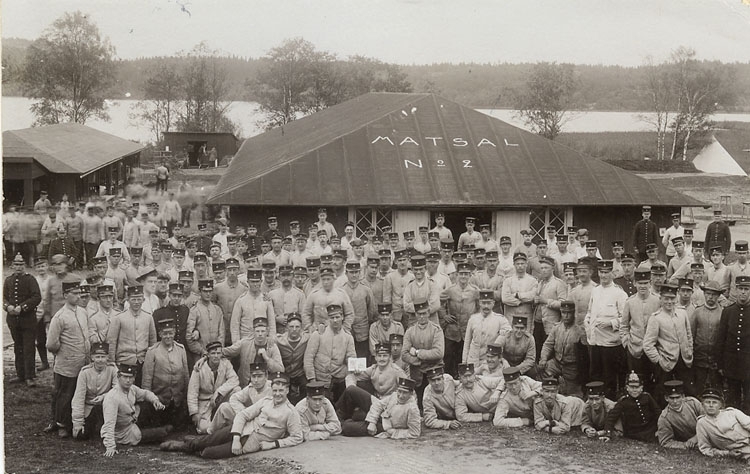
693,136,748,176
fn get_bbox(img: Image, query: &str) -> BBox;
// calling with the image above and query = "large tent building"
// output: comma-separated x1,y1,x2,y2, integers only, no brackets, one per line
3,123,144,206
208,93,704,255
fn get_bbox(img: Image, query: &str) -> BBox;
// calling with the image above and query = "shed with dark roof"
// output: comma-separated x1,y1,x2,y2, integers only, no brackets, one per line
208,93,705,255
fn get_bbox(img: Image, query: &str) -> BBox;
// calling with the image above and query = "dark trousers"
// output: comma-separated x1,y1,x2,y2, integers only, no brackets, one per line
288,374,308,406
181,208,192,227
590,345,625,400
36,318,48,366
52,373,77,430
139,399,187,429
626,352,655,395
139,426,172,445
187,425,250,459
653,358,696,403
9,324,36,381
354,339,369,359
336,385,382,437
533,321,546,361
576,342,590,385
74,406,105,440
72,240,84,269
726,377,750,414
325,377,346,405
694,366,722,400
444,338,463,378
166,219,178,236
84,242,100,269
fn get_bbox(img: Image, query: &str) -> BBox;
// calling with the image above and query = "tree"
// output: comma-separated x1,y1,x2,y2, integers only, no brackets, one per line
640,55,674,160
21,11,116,125
515,62,578,140
129,63,182,143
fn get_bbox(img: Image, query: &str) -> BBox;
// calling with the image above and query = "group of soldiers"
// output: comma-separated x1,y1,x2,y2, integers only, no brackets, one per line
3,201,749,464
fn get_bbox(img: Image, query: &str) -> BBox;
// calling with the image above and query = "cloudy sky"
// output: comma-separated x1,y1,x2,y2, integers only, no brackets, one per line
3,0,750,65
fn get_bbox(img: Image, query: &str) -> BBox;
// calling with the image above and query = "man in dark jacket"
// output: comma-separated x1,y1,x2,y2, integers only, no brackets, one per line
716,275,750,413
4,253,42,386
631,205,660,263
48,225,79,266
704,210,732,256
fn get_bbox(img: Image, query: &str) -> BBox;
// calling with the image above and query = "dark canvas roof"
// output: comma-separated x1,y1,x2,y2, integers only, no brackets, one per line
3,123,144,176
208,93,704,208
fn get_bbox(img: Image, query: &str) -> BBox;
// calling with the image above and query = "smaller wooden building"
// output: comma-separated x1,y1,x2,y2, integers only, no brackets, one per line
161,132,240,167
3,123,144,206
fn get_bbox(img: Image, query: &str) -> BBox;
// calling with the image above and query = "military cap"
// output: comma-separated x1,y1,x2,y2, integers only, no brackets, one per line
91,342,109,356
350,238,363,247
650,264,667,275
198,279,214,292
621,253,636,263
457,262,473,273
98,284,115,296
713,209,722,216
486,344,502,357
388,232,399,240
320,267,335,277
50,254,67,265
79,283,91,295
428,231,440,239
503,366,521,382
375,343,391,354
464,244,476,251
178,270,194,280
626,371,644,386
453,251,467,261
157,318,176,331
512,252,527,262
293,266,307,276
389,333,404,344
378,303,393,315
377,249,391,258
576,257,595,269
634,269,651,282
135,269,158,283
212,261,226,272
539,256,555,267
225,257,240,268
474,248,486,257
320,254,334,264
555,234,568,243
701,387,724,401
611,240,624,248
247,222,258,229
560,300,575,312
267,216,278,222
476,290,493,301
403,230,415,239
317,229,328,236
677,278,694,290
306,381,327,397
92,256,108,265
168,282,183,294
118,364,138,377
598,260,614,272
440,239,455,250
567,226,578,233
410,255,426,268
193,252,208,263
249,361,267,373
209,241,222,250
577,228,589,237
465,216,476,223
278,264,294,274
414,299,430,312
397,377,417,391
326,303,343,314
34,256,48,265
161,242,173,251
683,229,693,236
148,228,160,236
736,240,749,252
699,280,721,294
512,316,527,327
671,236,685,245
306,256,321,268
205,341,223,353
345,261,361,271
562,262,577,272
247,268,262,281
519,228,532,236
227,235,238,243
709,246,723,255
737,275,750,287
62,281,80,293
394,249,407,259
670,212,681,219
664,380,684,395
484,250,498,259
542,378,559,388
294,233,308,241
317,208,327,214
86,275,102,286
642,205,652,212
659,283,678,297
645,243,658,252
586,381,605,396
173,248,186,257
536,240,548,249
458,363,475,376
424,366,445,379
261,260,276,270
330,236,342,245
108,247,122,257
253,317,268,328
270,372,290,384
287,312,302,323
366,256,380,266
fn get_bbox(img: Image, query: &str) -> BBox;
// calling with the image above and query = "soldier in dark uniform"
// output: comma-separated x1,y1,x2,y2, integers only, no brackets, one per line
262,216,281,243
245,222,260,255
614,254,637,297
704,210,732,256
152,283,190,348
605,371,660,443
3,253,42,386
716,275,750,413
195,224,214,254
631,205,660,263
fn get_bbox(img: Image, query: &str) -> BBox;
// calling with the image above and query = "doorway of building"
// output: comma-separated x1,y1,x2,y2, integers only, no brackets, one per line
430,209,493,249
2,179,25,206
187,141,208,167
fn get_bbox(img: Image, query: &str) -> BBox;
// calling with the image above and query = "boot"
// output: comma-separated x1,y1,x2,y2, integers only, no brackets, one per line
160,440,189,452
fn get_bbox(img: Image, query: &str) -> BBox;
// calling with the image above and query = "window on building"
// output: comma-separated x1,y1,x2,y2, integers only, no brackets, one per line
529,207,569,241
353,208,393,236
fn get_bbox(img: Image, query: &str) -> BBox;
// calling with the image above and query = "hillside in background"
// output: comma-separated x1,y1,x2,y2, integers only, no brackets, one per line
3,37,750,111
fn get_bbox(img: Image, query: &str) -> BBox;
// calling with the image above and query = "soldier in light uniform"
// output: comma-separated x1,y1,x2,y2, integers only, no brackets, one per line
88,284,117,345
538,301,581,396
501,252,538,332
187,279,225,360
401,299,445,391
533,378,584,434
463,290,511,365
101,363,170,457
569,257,597,385
389,333,410,376
276,313,309,404
368,303,404,357
361,377,421,439
443,263,479,376
71,342,117,440
230,268,275,342
224,318,285,387
705,246,731,293
402,255,440,328
382,249,414,325
497,316,537,378
667,236,691,280
657,380,704,450
210,361,271,432
455,363,497,423
492,366,542,429
295,381,341,441
619,268,660,393
304,304,356,403
532,256,567,359
581,381,619,439
302,267,355,333
695,387,750,464
268,264,306,335
422,366,461,430
637,243,666,271
187,340,240,434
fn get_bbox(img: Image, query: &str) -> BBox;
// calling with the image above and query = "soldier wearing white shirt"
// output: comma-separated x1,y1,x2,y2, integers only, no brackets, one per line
496,236,515,279
662,213,684,258
430,211,453,242
457,217,482,251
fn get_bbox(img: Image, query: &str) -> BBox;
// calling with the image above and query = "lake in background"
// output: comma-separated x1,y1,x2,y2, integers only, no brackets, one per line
2,96,749,144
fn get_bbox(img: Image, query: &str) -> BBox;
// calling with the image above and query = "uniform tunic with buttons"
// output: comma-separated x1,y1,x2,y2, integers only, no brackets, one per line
691,304,722,369
444,282,480,342
382,270,415,323
533,394,585,432
47,304,90,377
230,396,304,452
230,292,274,343
643,308,694,371
304,327,355,384
276,333,309,379
605,392,660,442
585,284,627,347
401,322,445,382
142,341,189,404
455,379,496,422
342,281,377,342
224,338,284,387
301,287,355,333
656,396,704,448
632,218,659,255
346,362,407,398
463,312,511,364
268,286,305,334
106,309,157,365
568,281,597,344
4,271,42,328
188,300,225,356
620,293,661,358
715,301,750,381
368,320,404,356
364,392,422,439
187,358,239,426
696,408,750,458
295,397,342,440
101,385,160,450
229,381,272,415
71,363,118,431
533,276,567,334
152,305,190,346
212,279,248,342
704,220,731,255
495,331,536,375
501,274,538,332
581,398,617,432
727,261,750,304
614,275,637,297
493,376,542,428
88,308,115,344
423,374,458,429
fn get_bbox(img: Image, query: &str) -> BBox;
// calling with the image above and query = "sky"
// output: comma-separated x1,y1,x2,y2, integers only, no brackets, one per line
2,0,750,65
